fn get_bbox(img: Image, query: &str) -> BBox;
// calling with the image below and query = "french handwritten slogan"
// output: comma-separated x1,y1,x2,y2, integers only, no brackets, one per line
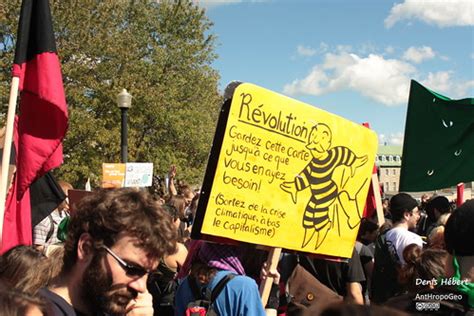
199,83,378,258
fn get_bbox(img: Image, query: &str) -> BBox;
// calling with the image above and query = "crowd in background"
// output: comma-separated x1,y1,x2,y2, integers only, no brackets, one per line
0,165,473,316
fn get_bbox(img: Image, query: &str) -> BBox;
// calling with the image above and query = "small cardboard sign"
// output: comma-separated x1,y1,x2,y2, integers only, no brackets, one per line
124,163,153,187
102,163,126,188
102,163,153,188
192,82,378,258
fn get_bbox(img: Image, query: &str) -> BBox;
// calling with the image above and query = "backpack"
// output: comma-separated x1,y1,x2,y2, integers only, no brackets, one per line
185,273,235,316
371,229,401,304
45,214,55,244
147,263,178,315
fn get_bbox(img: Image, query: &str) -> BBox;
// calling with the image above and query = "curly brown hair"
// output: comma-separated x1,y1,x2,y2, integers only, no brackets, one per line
63,188,177,271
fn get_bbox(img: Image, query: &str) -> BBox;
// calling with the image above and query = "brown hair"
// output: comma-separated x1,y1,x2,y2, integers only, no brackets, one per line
177,184,194,197
0,284,48,316
162,204,179,221
428,226,446,250
398,244,448,291
357,218,379,240
0,246,53,295
167,195,187,219
46,244,65,279
63,188,178,271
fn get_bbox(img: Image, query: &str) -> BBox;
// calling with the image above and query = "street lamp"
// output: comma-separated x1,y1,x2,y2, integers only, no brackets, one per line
117,89,132,163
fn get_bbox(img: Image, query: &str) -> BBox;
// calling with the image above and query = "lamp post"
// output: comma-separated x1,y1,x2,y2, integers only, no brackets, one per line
117,89,132,163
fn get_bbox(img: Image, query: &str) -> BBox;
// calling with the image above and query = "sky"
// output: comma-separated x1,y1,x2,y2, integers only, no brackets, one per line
198,0,473,146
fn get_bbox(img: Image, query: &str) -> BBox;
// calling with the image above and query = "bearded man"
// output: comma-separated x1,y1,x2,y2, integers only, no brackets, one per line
40,188,177,316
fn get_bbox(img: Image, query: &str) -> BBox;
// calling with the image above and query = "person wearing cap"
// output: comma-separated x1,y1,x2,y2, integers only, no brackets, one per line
384,193,423,265
371,193,423,304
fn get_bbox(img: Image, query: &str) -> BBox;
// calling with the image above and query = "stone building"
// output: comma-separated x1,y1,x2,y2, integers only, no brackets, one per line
376,145,402,195
376,145,471,201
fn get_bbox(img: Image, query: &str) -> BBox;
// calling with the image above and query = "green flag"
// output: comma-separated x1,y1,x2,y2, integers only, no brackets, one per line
400,80,474,192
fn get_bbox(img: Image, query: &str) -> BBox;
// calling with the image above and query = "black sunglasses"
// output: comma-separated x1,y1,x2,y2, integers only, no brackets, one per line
101,245,150,278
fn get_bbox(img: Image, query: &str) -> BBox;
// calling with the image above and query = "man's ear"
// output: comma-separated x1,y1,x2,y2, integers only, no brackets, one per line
403,210,411,221
77,232,94,262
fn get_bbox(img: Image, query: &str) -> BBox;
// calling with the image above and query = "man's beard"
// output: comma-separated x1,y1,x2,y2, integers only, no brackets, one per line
82,252,138,315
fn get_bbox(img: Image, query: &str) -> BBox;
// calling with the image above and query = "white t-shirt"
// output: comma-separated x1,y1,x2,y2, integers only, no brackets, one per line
385,227,423,264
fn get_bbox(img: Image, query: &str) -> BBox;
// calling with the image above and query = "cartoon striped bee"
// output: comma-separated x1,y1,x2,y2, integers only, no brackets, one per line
280,123,367,249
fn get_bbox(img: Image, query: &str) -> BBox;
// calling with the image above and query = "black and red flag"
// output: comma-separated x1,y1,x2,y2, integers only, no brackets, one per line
2,0,68,252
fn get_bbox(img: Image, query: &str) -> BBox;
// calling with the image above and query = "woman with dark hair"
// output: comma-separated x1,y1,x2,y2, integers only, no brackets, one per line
167,195,186,220
385,244,469,314
397,244,448,291
167,195,190,242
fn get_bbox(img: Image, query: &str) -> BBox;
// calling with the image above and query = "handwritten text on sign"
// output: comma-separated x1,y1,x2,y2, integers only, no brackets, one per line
200,83,378,258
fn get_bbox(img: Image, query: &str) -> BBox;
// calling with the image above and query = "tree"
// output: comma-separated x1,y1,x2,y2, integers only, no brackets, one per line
0,0,222,192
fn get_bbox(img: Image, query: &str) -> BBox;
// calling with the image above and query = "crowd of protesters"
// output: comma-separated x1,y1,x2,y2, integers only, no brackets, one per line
0,165,473,316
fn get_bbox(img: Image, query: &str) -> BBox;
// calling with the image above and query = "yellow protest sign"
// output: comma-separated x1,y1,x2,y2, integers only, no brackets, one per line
192,83,378,258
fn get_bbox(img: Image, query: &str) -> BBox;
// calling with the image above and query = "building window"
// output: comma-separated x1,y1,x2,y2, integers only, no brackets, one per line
385,169,389,176
384,183,388,192
392,182,397,191
381,155,386,162
392,169,396,175
388,155,393,162
395,156,401,162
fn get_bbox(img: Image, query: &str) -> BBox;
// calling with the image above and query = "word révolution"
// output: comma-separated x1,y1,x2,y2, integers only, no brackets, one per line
238,92,309,141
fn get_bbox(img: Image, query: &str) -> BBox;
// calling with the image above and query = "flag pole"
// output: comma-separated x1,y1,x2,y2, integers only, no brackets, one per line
259,247,282,307
372,173,385,226
0,76,20,246
456,183,464,207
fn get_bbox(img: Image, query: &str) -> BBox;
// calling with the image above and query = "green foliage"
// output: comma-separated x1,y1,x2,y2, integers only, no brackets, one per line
0,0,222,190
